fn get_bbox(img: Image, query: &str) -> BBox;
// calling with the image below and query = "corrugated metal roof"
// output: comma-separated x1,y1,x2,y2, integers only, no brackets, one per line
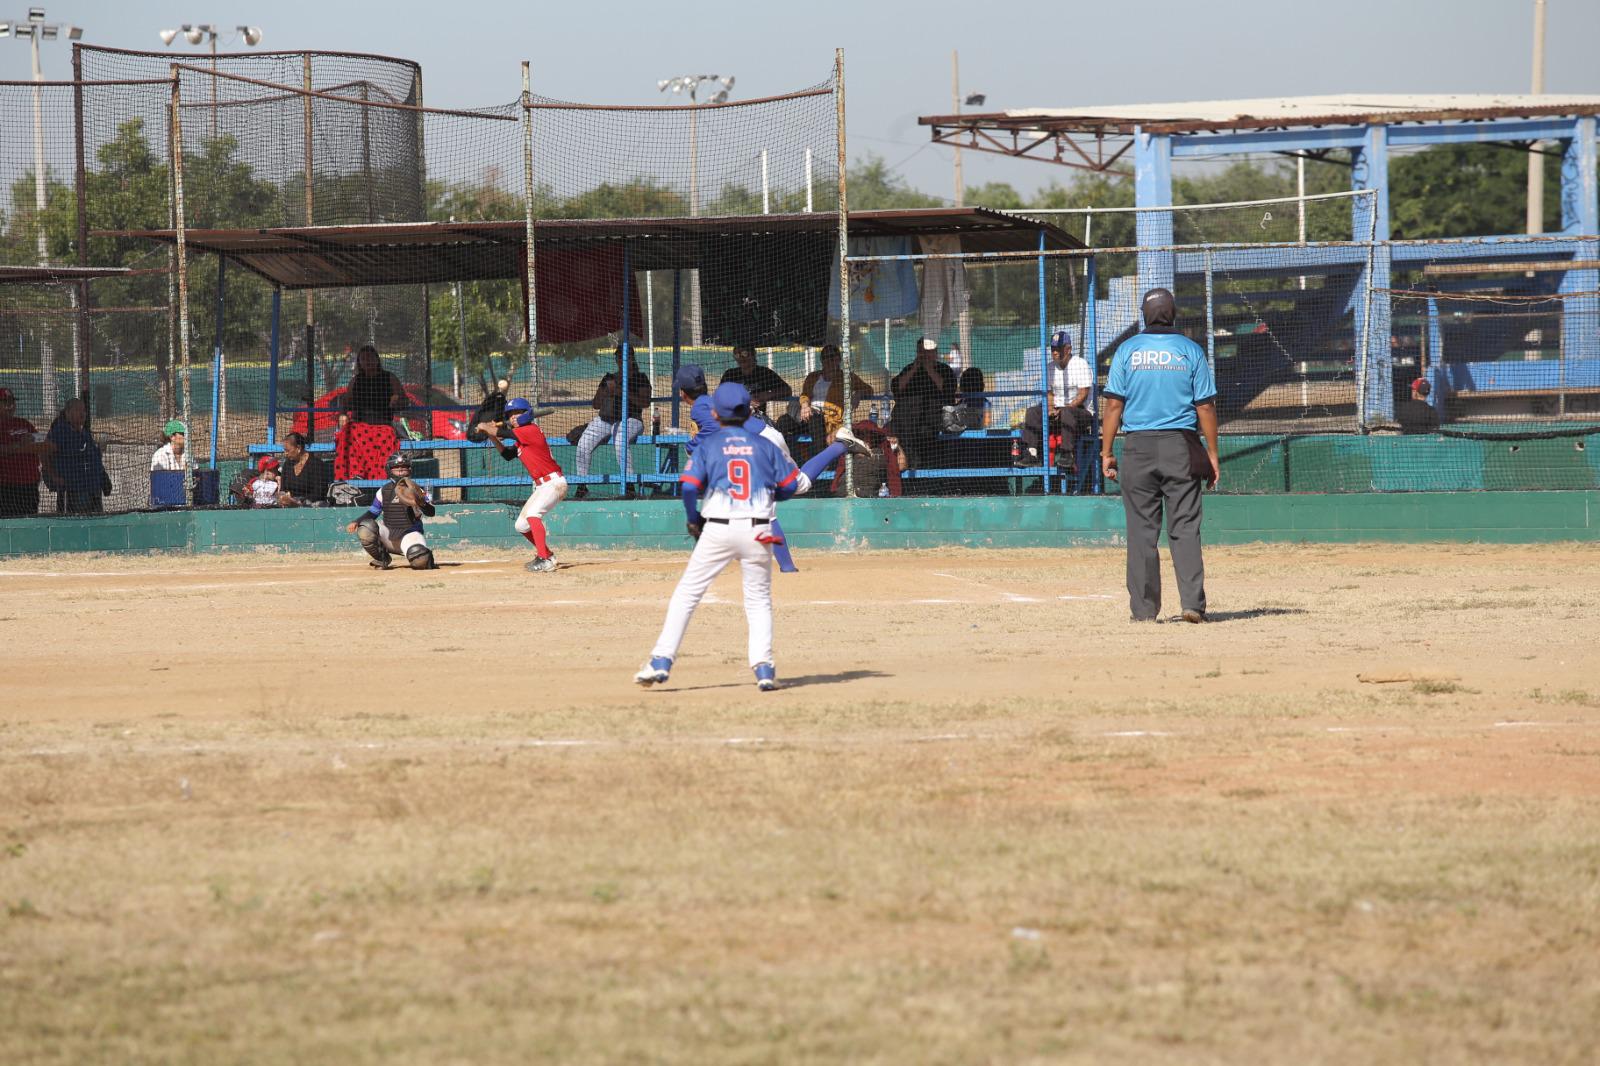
1002,94,1600,124
923,94,1600,135
98,209,1081,290
0,265,131,284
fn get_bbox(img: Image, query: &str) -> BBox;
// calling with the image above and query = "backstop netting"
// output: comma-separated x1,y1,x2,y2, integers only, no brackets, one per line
68,48,528,509
522,71,840,498
1,81,86,419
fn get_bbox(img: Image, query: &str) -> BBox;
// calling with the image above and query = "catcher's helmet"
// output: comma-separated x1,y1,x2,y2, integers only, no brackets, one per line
504,396,535,427
711,381,752,421
384,452,411,479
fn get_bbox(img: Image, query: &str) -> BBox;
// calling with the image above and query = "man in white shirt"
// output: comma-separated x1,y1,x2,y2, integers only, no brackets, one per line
1019,331,1095,473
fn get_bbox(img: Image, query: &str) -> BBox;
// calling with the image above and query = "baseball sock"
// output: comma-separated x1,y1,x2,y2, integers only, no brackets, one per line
769,518,797,572
522,518,552,558
769,443,850,575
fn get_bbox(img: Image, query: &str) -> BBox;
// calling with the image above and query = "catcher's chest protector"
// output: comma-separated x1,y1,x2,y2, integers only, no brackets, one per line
378,483,421,531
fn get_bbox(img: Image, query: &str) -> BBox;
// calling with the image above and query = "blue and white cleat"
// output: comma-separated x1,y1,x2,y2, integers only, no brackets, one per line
634,656,672,687
754,663,778,692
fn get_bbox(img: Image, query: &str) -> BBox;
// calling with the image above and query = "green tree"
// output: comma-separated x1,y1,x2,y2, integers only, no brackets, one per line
1390,143,1560,239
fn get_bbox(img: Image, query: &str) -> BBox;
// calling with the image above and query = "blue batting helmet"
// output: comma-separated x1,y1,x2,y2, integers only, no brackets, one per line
711,381,752,420
504,397,534,427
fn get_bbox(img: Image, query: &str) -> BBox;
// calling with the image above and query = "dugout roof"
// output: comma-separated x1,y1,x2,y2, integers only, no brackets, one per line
0,265,131,284
100,208,1083,290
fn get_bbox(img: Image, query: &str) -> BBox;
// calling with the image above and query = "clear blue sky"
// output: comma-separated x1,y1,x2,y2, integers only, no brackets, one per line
8,0,1597,200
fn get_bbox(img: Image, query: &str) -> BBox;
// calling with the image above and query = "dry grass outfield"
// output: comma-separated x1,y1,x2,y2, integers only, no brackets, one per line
2,544,1599,1064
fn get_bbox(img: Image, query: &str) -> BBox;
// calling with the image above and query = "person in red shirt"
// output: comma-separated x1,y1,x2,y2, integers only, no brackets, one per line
0,387,52,518
481,397,567,573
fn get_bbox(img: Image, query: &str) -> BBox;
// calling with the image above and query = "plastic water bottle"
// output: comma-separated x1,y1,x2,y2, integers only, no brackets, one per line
877,482,888,498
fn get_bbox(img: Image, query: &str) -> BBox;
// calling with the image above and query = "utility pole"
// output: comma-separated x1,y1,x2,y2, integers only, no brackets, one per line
951,50,963,207
1527,0,1547,234
4,9,85,417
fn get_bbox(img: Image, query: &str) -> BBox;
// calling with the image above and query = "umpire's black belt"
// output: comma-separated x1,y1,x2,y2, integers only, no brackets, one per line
705,517,769,525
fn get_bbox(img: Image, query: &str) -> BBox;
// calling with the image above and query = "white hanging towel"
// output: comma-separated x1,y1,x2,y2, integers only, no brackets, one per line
917,234,969,338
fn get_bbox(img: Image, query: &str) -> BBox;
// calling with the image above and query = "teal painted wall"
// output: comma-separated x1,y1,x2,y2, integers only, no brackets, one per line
3,491,1597,557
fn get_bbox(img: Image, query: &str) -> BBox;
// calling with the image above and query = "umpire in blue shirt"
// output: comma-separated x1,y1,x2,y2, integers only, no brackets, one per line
1100,288,1220,623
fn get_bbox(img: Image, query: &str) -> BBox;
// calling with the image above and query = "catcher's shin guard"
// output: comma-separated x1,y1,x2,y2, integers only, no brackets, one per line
405,543,436,570
354,516,390,565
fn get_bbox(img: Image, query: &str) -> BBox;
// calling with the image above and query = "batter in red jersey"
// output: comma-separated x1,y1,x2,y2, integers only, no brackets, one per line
482,397,566,573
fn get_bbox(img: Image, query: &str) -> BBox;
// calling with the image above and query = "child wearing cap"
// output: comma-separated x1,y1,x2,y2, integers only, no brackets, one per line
248,456,281,508
150,419,194,472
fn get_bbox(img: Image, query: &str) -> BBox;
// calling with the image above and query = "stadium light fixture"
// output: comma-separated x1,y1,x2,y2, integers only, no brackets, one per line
160,20,265,139
13,22,30,37
27,6,41,21
655,73,735,348
160,21,263,52
0,22,10,36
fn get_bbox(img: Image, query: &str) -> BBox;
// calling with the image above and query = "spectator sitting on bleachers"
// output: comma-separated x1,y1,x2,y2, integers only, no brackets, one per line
719,344,793,418
952,366,989,430
276,431,330,506
247,457,281,508
573,345,651,499
1020,331,1094,473
1397,377,1441,434
787,343,874,458
150,420,193,473
888,336,957,470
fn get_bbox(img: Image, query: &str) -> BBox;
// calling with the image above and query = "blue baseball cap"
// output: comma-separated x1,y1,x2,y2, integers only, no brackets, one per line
711,381,752,420
1050,330,1072,350
504,396,534,426
673,364,706,393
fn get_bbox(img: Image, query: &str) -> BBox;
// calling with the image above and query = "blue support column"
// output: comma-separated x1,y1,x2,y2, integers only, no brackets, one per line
1037,226,1051,494
1352,124,1393,426
1133,127,1174,297
209,257,226,469
1085,253,1101,494
619,243,632,493
265,286,281,445
1425,294,1445,416
1560,116,1599,362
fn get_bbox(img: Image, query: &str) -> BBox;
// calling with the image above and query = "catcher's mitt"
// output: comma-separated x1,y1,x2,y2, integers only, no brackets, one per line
395,477,425,509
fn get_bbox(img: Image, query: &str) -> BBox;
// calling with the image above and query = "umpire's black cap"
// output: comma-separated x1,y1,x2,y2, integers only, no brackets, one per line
1141,287,1177,328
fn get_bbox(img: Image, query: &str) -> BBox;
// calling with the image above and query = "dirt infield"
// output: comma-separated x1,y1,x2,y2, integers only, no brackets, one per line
3,543,1599,1063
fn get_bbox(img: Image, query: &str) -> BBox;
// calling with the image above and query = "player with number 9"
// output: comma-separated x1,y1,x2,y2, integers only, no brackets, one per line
635,382,802,691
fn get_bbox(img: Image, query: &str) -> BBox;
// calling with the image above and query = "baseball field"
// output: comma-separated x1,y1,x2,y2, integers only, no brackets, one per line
3,543,1598,1063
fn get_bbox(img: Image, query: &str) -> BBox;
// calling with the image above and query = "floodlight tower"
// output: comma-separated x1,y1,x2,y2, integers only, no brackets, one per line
2,8,83,415
159,22,264,139
656,74,734,348
1,8,83,265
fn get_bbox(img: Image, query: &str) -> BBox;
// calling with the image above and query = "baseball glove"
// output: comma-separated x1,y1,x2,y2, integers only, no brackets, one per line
395,477,425,509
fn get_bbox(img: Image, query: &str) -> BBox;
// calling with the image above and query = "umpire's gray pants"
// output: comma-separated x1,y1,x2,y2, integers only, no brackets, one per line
1119,430,1206,620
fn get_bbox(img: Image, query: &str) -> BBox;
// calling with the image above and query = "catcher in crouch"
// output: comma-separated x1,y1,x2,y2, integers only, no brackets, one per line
346,452,437,570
